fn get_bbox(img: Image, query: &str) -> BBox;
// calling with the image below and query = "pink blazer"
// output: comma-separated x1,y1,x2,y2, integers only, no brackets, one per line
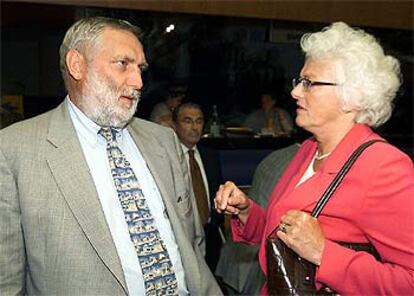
232,124,414,295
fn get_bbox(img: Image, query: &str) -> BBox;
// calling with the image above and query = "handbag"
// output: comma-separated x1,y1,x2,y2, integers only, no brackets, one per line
266,139,384,295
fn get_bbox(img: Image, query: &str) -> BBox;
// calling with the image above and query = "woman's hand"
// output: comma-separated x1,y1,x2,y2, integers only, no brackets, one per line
214,181,251,221
277,210,325,265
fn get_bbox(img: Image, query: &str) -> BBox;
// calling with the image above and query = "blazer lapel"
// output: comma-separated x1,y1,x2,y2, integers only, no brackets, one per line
45,103,127,293
321,124,378,175
264,143,315,237
265,124,380,237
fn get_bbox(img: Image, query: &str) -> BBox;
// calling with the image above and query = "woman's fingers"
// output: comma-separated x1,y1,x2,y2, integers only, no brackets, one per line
214,181,247,214
276,210,325,265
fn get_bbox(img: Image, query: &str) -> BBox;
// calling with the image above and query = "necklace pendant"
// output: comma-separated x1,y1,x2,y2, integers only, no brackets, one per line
315,152,331,161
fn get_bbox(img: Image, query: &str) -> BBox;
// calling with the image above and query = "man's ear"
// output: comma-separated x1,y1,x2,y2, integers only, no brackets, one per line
66,49,86,81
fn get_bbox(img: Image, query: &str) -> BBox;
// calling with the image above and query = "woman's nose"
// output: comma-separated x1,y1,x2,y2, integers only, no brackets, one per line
291,85,302,101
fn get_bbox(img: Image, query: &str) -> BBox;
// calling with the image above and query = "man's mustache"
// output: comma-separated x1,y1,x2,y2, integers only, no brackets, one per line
122,89,141,101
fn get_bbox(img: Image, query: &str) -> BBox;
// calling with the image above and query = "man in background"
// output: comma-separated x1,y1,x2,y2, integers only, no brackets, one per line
0,16,221,295
172,102,225,272
244,93,294,136
149,85,186,128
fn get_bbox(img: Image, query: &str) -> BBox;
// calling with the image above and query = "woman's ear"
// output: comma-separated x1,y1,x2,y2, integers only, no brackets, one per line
66,49,86,81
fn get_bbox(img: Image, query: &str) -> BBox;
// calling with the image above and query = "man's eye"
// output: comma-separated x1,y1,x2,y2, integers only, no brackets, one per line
117,60,128,67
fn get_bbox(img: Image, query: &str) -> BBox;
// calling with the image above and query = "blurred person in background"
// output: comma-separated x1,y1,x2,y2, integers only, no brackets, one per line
150,85,186,128
244,93,294,136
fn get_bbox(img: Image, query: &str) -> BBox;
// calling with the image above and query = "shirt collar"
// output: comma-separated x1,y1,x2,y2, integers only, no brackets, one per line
66,96,124,146
180,143,198,155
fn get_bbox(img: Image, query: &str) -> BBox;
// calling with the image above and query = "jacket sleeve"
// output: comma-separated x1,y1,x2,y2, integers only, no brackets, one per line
316,150,414,295
0,147,26,295
231,200,267,245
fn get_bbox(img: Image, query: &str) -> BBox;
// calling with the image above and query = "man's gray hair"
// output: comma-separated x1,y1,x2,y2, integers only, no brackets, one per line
59,16,142,88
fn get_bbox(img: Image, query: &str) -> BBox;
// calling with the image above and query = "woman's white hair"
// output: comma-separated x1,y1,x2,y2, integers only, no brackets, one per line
300,22,401,128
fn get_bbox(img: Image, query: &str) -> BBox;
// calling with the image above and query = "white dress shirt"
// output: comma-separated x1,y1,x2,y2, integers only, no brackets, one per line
67,97,188,296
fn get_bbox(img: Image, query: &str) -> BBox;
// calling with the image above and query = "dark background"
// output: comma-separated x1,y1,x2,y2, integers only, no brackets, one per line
1,1,413,156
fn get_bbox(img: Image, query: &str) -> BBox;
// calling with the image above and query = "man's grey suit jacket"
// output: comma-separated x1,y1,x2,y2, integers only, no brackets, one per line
0,102,222,295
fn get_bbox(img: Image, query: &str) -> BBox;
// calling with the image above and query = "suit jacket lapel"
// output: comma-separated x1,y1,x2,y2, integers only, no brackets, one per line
127,124,174,201
45,103,127,293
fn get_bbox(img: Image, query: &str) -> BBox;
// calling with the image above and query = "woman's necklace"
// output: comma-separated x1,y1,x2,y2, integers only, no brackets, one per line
315,151,331,161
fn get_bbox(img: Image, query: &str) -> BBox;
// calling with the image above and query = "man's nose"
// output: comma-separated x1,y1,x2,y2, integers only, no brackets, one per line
127,69,143,90
191,121,202,129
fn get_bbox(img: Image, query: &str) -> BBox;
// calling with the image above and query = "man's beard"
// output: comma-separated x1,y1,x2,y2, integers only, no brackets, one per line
77,70,141,128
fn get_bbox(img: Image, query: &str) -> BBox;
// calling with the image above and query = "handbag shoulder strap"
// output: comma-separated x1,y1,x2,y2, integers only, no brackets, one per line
311,139,386,218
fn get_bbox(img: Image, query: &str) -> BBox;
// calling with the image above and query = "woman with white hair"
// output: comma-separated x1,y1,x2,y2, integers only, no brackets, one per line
215,22,413,295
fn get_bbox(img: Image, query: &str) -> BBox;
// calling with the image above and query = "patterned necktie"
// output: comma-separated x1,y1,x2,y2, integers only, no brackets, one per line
188,149,209,225
99,127,178,296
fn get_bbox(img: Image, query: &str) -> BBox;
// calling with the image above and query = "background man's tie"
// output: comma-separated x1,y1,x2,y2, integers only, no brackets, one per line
99,127,178,296
188,149,209,225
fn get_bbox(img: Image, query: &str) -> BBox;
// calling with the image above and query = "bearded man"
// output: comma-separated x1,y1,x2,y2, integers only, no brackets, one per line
0,16,222,296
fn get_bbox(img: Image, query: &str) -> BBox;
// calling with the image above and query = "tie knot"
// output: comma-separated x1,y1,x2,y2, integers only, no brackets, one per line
99,127,118,143
188,149,195,158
